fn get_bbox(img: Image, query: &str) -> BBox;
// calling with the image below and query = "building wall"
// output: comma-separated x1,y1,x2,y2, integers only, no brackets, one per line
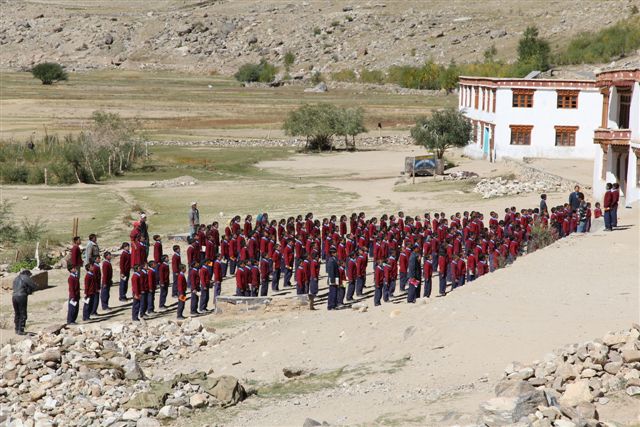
492,88,601,160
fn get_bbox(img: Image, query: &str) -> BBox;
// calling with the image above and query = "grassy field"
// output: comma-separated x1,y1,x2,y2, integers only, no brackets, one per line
0,70,455,141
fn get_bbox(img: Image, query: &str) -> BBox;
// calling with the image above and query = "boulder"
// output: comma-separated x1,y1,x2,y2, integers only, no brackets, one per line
207,375,246,406
481,381,546,426
189,393,207,408
303,419,322,427
559,380,593,407
622,350,640,363
304,82,328,93
283,366,307,378
124,359,145,381
136,418,160,427
157,405,177,420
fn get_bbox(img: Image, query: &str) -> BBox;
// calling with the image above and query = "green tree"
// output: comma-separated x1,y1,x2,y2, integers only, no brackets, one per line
234,60,277,83
438,61,459,93
31,62,68,85
410,108,472,172
336,107,367,151
517,26,551,72
283,103,343,151
483,45,497,62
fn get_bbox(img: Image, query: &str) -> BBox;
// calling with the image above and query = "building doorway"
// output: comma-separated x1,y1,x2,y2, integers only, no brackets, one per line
483,126,490,157
618,91,631,129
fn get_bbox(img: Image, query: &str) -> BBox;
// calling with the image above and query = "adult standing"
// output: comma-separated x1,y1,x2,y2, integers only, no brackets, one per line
12,270,38,335
539,194,548,215
611,183,620,228
84,234,100,265
138,213,149,243
569,185,583,213
189,202,200,238
603,183,613,231
577,196,588,233
407,245,421,302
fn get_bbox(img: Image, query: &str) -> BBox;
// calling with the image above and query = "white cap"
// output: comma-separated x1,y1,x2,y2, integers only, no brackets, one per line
140,213,147,219
191,201,197,206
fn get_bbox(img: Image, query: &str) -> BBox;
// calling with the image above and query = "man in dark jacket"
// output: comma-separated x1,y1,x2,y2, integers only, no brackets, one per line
569,185,583,212
12,270,38,335
407,245,422,302
326,247,339,310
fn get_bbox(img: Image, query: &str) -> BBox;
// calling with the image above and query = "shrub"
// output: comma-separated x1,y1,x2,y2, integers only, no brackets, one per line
27,167,45,185
0,164,28,183
311,71,324,85
234,60,277,83
313,27,321,35
283,51,296,71
0,201,19,244
31,62,68,85
9,259,37,273
331,69,357,82
330,20,340,27
21,217,49,242
359,68,385,84
528,223,558,252
555,16,640,65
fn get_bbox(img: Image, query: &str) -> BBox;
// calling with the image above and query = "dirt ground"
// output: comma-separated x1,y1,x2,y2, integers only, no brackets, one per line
0,147,638,426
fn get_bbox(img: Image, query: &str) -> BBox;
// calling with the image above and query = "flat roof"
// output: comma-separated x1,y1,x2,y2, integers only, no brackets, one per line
458,76,597,89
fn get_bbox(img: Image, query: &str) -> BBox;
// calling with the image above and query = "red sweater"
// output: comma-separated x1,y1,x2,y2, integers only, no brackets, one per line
68,273,80,300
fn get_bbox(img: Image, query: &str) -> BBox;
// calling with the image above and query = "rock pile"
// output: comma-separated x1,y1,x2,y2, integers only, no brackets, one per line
150,175,199,188
148,135,412,149
0,318,246,426
473,177,562,199
444,170,479,181
480,324,640,426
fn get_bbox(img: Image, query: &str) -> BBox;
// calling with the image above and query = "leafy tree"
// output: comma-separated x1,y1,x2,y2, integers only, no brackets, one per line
483,45,497,62
234,60,277,83
283,103,343,151
336,107,367,151
31,62,68,85
410,108,472,171
438,61,459,93
516,26,550,72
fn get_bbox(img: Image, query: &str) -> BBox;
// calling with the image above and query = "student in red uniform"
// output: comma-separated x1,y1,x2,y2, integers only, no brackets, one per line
82,264,95,321
346,253,357,301
171,245,181,298
146,260,158,314
189,261,201,314
250,261,260,297
373,259,384,306
176,264,187,319
603,183,613,231
387,254,397,298
213,254,223,297
437,248,447,296
67,265,80,325
90,256,101,316
271,243,281,291
199,261,211,312
259,256,270,296
355,247,367,296
100,252,113,311
153,235,163,264
131,265,142,321
234,260,245,296
119,242,131,301
309,253,320,296
422,253,433,298
139,236,149,264
295,262,307,295
158,254,170,308
71,236,83,280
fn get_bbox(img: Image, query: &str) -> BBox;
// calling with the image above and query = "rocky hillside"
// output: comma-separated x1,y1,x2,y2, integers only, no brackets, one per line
0,0,634,76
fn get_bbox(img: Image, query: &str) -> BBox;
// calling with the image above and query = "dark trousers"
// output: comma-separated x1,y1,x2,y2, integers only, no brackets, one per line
139,292,148,317
147,290,155,313
235,287,244,296
271,269,280,291
172,272,178,297
12,295,28,332
250,286,258,297
468,274,475,283
159,285,169,307
67,299,79,324
439,273,447,295
190,292,199,313
374,286,382,306
346,280,356,301
337,286,345,305
199,288,210,311
100,283,111,310
309,278,319,295
283,267,293,287
177,298,185,318
221,260,228,278
355,277,364,296
423,277,432,298
229,259,236,275
388,279,396,297
407,285,417,303
260,280,269,296
132,298,140,321
612,206,618,227
327,285,338,309
382,282,390,302
399,272,407,291
604,210,612,229
82,296,92,321
296,285,305,295
213,282,221,296
90,293,99,315
119,273,130,300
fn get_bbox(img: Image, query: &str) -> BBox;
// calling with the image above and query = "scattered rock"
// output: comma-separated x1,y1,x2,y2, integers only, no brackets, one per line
304,82,328,93
559,380,593,407
283,366,307,378
189,393,207,408
303,418,322,427
157,405,178,420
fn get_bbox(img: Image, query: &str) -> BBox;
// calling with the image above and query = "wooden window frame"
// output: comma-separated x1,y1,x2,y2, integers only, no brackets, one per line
492,89,497,113
512,89,534,108
474,87,479,109
619,91,632,129
509,125,533,146
556,90,578,109
555,126,578,147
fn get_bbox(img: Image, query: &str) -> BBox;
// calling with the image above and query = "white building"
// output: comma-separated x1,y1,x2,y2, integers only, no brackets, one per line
592,67,640,205
458,76,602,161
